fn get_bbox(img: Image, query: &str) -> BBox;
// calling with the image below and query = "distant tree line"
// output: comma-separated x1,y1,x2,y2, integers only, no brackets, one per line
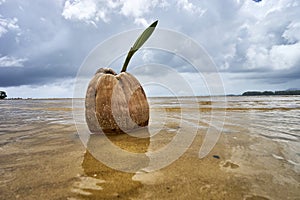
242,90,300,96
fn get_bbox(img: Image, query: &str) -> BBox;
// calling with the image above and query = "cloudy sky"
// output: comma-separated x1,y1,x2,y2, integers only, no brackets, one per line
0,0,299,98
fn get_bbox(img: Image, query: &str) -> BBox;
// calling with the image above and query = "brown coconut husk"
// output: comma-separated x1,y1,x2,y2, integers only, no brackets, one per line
85,68,149,134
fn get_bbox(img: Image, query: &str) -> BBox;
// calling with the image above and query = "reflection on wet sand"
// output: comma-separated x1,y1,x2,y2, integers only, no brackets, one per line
74,128,150,199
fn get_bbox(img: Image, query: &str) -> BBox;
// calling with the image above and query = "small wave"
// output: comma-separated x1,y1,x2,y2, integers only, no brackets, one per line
259,134,298,142
287,159,300,166
272,154,284,160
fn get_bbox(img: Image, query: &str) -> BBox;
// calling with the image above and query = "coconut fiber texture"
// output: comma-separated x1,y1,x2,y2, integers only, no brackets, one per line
85,68,149,134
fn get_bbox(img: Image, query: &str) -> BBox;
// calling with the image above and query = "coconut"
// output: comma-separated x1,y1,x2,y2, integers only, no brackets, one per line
85,21,158,134
85,68,149,134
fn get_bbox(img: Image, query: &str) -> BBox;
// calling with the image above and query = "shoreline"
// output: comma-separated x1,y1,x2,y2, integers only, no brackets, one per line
2,94,300,100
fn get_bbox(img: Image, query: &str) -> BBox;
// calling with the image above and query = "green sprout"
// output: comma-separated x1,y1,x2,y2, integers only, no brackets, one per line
121,20,158,73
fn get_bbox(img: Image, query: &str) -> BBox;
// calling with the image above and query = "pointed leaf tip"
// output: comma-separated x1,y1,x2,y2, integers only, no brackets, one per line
121,20,159,72
150,20,158,28
131,20,158,51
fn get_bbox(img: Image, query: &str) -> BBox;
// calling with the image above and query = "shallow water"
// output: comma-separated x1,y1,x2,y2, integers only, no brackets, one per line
0,96,299,199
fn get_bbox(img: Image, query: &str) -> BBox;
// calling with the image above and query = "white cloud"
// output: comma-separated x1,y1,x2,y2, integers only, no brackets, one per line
106,1,122,9
142,49,154,63
134,17,150,27
282,22,300,44
120,0,153,18
270,43,300,70
119,0,170,18
204,0,300,73
220,44,236,70
177,0,206,16
0,26,6,37
0,56,27,67
0,15,20,37
62,0,97,24
245,45,269,69
95,9,109,23
0,0,5,5
61,0,168,25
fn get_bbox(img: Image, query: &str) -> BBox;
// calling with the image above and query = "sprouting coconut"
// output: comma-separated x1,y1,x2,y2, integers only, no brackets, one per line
85,20,158,134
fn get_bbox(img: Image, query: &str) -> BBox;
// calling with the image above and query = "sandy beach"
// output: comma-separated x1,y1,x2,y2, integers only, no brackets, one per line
0,96,299,200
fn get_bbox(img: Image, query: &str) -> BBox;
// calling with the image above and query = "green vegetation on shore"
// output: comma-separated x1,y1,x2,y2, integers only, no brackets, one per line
242,90,300,96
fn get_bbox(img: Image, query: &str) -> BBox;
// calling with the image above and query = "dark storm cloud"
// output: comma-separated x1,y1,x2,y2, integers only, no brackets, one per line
0,1,77,86
242,65,300,85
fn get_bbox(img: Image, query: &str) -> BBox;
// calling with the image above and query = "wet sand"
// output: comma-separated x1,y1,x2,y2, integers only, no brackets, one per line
0,97,299,199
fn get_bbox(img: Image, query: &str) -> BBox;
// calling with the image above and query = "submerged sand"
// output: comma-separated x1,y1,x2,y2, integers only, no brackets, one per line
0,96,299,200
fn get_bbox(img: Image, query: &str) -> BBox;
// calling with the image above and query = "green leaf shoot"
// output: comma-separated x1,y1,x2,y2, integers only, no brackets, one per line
121,20,158,72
